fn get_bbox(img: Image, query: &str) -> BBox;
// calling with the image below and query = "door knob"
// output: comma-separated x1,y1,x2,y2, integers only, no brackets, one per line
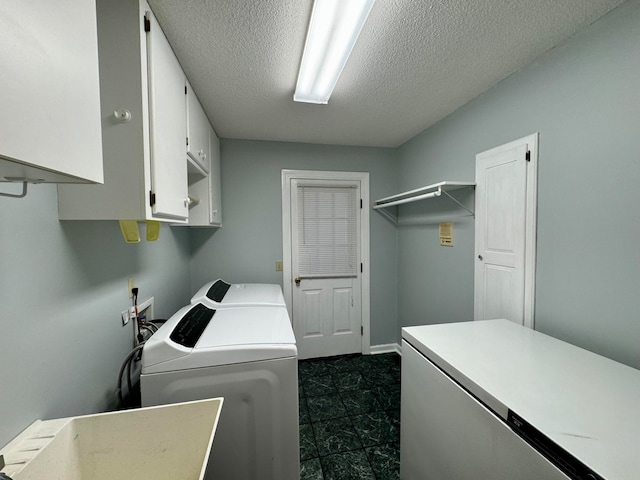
478,255,483,261
295,277,301,285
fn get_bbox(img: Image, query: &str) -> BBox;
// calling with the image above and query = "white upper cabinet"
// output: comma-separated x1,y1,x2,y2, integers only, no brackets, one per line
58,0,188,222
0,0,103,183
186,83,210,174
146,8,189,220
209,127,222,226
182,126,222,227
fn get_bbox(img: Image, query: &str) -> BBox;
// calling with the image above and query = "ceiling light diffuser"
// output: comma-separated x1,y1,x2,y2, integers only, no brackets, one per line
294,0,375,104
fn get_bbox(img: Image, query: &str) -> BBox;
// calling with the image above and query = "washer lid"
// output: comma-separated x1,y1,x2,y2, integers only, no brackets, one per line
190,278,286,307
194,306,294,349
142,303,297,374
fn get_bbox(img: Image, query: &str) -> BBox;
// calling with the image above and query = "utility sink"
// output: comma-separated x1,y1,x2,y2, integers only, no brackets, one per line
0,398,223,480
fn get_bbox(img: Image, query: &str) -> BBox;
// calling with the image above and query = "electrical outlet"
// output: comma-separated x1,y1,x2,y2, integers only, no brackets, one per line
128,277,136,297
275,261,283,272
121,309,130,326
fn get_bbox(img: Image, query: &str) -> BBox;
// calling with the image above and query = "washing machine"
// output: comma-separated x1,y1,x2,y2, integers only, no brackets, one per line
190,278,286,308
140,302,299,480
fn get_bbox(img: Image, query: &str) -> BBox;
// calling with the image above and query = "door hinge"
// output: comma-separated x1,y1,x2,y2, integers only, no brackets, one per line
185,85,188,95
360,263,363,273
360,199,363,208
186,136,189,146
525,150,531,162
143,15,151,32
361,326,364,336
149,191,156,207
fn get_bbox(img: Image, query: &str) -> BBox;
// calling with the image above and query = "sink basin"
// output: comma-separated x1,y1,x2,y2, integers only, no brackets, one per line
0,398,223,480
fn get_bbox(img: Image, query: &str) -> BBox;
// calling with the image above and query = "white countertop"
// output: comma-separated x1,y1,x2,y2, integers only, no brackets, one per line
402,319,640,480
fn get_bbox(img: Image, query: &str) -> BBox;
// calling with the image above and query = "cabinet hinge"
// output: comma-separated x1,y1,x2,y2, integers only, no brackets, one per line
525,150,531,162
149,191,156,207
143,15,151,32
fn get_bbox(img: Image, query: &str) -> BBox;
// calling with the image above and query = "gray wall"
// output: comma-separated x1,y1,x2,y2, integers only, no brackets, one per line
0,184,191,446
396,0,640,368
189,140,399,346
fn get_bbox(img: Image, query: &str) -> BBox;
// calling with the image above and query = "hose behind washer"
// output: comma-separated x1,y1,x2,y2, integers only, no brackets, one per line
116,343,144,408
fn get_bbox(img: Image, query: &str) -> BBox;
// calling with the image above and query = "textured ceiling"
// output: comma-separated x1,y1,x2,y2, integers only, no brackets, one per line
147,0,625,148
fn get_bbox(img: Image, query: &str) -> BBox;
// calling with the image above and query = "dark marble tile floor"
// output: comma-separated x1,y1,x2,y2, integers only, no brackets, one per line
298,353,401,480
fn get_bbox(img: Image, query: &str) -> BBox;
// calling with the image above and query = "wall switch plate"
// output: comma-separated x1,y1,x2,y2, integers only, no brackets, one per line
121,309,130,326
275,261,283,272
128,277,136,298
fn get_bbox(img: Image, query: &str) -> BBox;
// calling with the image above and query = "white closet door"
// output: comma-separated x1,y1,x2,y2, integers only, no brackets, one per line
474,134,538,327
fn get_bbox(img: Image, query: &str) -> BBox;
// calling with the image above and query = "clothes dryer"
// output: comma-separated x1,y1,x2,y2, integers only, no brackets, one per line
141,302,298,480
190,278,286,308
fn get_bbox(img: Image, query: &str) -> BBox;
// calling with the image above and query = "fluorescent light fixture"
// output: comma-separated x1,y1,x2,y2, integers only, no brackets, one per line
294,0,375,104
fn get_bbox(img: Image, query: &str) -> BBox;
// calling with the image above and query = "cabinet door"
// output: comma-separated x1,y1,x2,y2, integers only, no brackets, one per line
146,9,188,220
0,0,103,183
209,127,222,226
186,84,210,173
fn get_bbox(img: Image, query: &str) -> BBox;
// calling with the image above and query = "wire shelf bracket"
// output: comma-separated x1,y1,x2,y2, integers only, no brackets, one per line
372,181,476,225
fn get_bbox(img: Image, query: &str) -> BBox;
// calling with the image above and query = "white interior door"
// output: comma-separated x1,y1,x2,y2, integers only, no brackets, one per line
282,171,370,360
474,134,538,327
291,180,361,359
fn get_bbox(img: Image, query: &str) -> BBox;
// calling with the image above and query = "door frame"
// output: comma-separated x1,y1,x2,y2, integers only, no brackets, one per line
475,132,538,328
282,169,371,355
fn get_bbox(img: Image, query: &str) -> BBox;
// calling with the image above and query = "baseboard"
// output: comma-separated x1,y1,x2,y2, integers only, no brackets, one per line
369,343,402,356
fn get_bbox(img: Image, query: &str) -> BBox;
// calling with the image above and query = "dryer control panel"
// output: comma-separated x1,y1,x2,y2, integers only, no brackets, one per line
170,304,215,348
206,279,231,302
